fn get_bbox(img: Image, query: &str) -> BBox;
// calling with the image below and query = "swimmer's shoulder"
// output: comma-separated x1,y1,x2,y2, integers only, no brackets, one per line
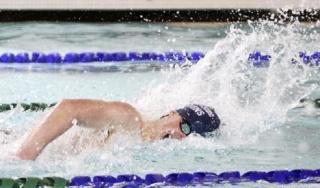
104,101,144,132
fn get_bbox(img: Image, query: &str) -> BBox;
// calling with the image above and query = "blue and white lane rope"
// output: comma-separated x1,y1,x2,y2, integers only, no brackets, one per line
0,51,319,67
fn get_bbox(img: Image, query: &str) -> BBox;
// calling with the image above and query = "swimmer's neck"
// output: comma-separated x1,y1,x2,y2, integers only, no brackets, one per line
140,119,164,141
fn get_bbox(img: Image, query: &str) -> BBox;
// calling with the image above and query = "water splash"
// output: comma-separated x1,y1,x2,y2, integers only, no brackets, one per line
135,19,319,145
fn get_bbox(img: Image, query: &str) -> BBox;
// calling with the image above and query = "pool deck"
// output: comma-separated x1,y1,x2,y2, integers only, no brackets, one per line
1,0,320,10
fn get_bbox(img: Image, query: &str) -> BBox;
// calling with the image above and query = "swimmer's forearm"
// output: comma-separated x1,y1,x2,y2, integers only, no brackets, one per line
16,99,76,160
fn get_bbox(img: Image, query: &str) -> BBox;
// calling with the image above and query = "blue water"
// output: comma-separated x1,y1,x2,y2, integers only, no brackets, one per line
0,20,319,187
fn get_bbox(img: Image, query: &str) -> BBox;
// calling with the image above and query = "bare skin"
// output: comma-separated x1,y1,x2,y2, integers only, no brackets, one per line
16,99,186,160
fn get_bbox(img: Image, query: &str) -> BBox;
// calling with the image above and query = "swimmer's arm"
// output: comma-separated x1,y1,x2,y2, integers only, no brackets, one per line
16,99,143,160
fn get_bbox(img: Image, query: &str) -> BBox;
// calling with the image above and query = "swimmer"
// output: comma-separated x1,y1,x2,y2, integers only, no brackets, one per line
16,99,220,160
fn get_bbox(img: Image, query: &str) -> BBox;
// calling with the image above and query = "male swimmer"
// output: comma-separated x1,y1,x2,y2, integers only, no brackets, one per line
16,99,220,160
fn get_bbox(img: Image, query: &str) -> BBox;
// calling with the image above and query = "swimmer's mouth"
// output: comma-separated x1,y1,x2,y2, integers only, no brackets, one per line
162,134,170,139
160,132,172,139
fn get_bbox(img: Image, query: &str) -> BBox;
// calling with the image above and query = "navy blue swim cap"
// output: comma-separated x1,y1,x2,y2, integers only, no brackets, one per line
176,104,220,137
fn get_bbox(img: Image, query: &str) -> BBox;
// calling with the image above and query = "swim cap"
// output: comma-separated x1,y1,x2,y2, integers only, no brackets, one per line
176,104,220,137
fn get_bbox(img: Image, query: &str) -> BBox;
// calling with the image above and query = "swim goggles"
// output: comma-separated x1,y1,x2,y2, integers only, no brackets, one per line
160,114,192,136
180,118,191,136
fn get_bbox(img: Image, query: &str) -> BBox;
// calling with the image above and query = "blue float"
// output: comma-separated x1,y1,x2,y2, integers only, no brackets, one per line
110,52,127,61
80,52,95,62
46,53,62,63
14,53,29,63
248,52,271,67
96,52,111,62
242,171,266,182
32,52,47,63
0,53,14,63
190,52,205,61
145,174,165,184
93,176,117,187
69,176,91,186
63,53,80,63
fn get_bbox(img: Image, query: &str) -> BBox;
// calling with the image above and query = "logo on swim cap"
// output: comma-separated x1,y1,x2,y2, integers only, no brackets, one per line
188,105,205,116
176,104,220,137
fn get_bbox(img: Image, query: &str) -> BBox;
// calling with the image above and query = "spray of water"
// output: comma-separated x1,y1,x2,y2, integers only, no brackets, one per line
135,18,318,146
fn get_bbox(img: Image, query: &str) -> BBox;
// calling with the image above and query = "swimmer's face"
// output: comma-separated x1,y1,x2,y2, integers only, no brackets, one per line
159,111,188,140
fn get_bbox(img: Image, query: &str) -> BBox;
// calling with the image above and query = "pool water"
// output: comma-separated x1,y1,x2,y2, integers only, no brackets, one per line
0,18,319,186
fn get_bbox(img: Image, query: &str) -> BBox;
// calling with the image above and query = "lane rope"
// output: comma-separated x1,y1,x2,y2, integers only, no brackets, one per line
0,169,319,187
0,52,203,63
0,52,319,67
0,103,56,113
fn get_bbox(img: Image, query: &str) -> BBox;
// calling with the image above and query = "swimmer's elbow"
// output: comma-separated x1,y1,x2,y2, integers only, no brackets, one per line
55,99,82,119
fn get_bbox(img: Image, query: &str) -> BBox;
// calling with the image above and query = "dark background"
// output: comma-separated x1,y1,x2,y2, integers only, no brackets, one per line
0,9,319,22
